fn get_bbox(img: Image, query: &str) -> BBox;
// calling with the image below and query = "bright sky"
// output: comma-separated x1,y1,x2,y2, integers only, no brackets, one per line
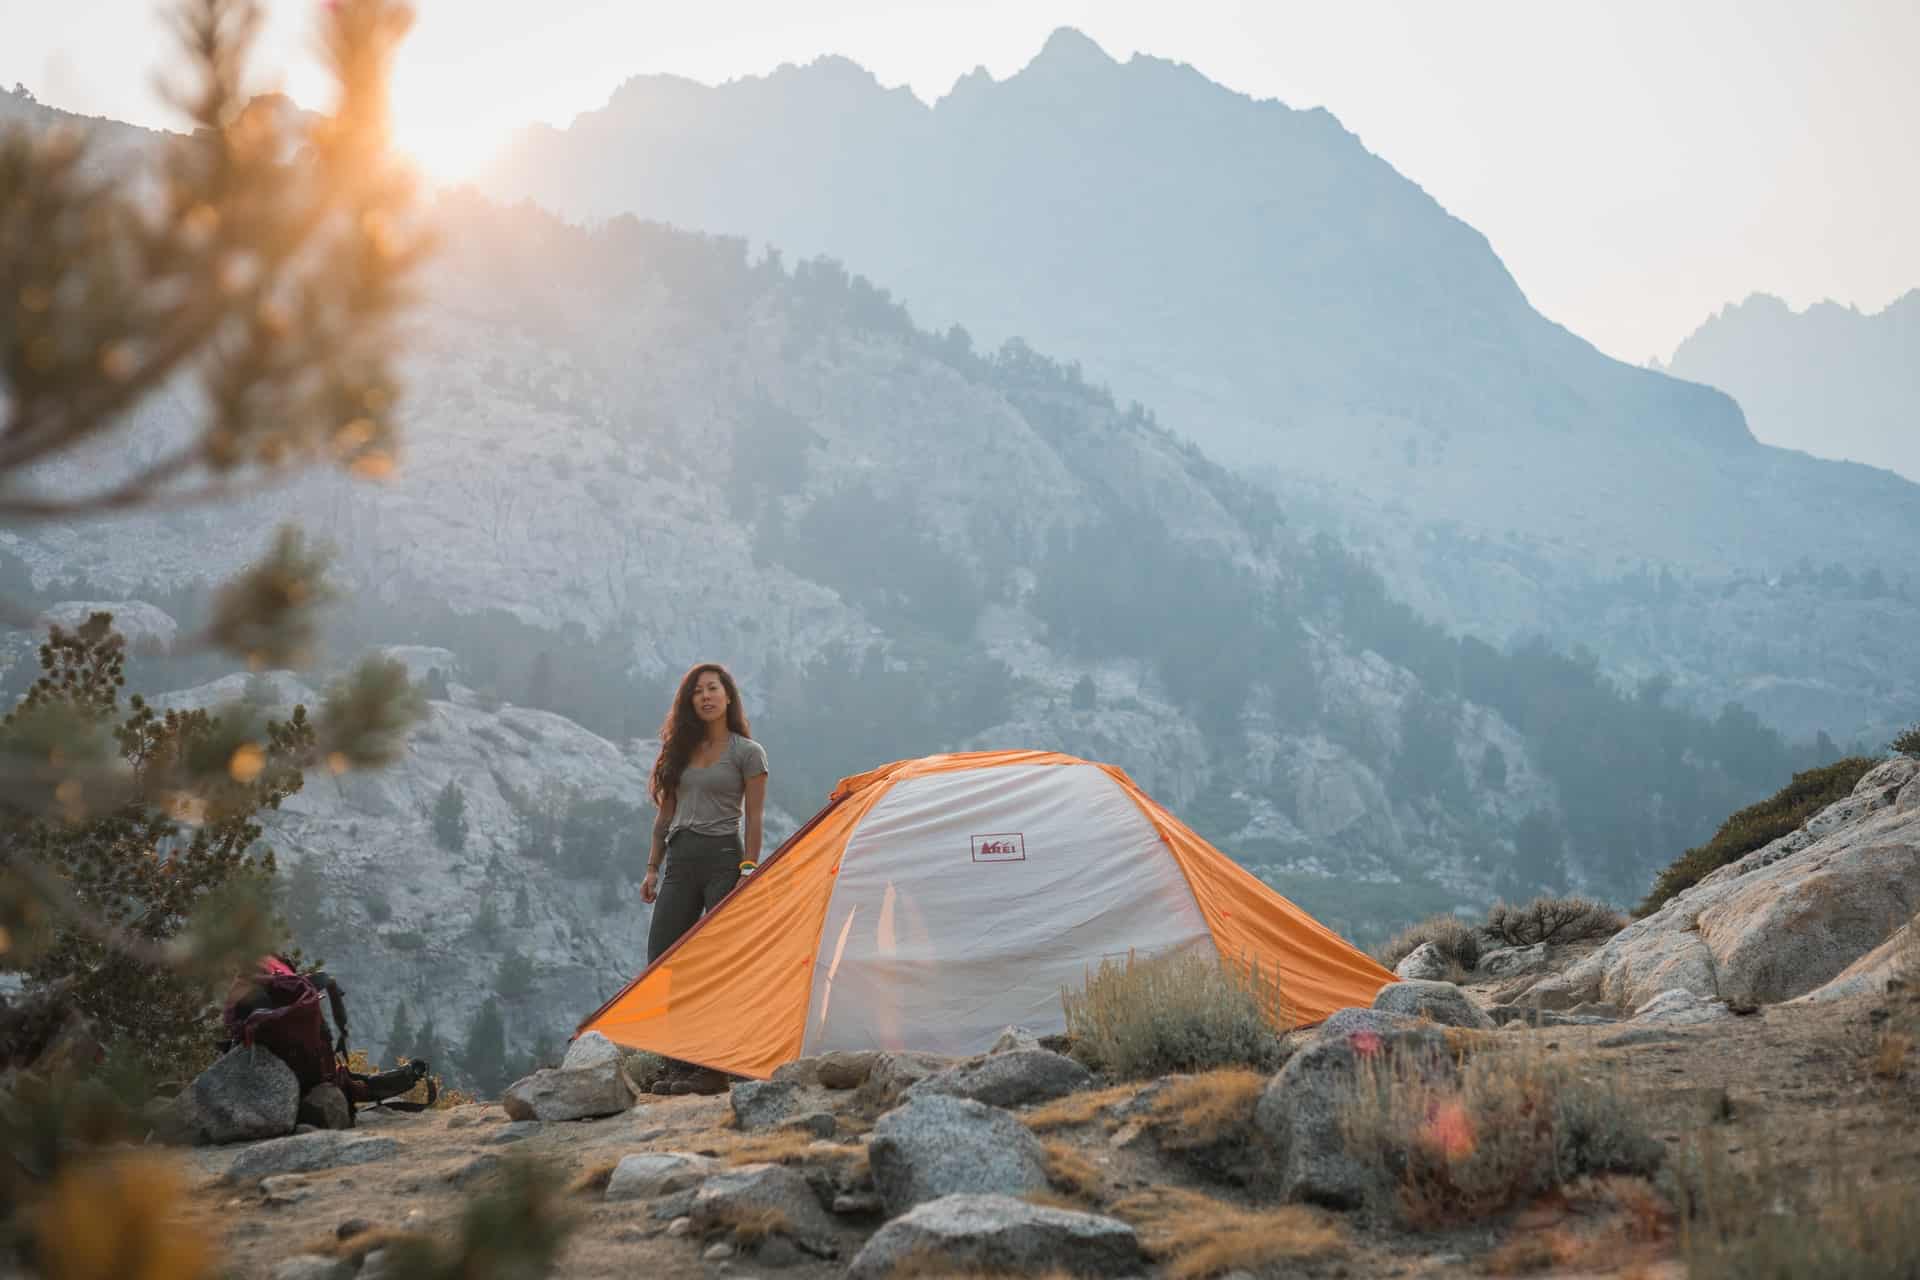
8,0,1916,364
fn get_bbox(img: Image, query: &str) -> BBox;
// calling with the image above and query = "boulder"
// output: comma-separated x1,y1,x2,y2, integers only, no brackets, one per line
847,1194,1145,1280
1393,942,1451,981
560,1031,624,1072
604,1152,719,1201
730,1079,801,1130
1372,981,1495,1030
1254,1026,1454,1208
856,1051,955,1107
816,1050,881,1090
690,1163,839,1251
299,1085,352,1131
868,1094,1049,1215
988,1026,1042,1055
1631,989,1732,1026
175,1047,300,1145
1314,1007,1422,1042
906,1049,1092,1108
1476,943,1549,979
1487,1005,1616,1028
1792,919,1915,1004
1527,781,1920,1013
223,1132,399,1183
501,1061,635,1122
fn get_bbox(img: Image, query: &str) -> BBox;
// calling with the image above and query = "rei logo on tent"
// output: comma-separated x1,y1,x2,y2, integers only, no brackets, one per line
971,833,1026,863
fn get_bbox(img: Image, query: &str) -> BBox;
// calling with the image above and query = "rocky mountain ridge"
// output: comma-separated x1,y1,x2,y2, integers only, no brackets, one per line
476,29,1920,744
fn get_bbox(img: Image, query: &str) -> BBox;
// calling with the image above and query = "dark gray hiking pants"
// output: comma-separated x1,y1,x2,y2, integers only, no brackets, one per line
647,829,743,964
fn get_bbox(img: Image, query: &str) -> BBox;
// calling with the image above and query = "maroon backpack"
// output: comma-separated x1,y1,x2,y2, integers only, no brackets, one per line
222,956,434,1117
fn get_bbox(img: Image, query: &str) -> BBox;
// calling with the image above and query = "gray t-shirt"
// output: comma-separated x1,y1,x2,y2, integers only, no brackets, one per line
669,734,769,838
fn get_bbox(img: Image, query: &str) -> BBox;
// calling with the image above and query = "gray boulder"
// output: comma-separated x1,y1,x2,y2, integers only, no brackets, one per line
1631,988,1732,1026
175,1047,300,1145
868,1094,1049,1215
1477,943,1549,979
847,1194,1145,1280
1792,918,1916,1004
1371,981,1495,1030
299,1084,352,1131
815,1050,881,1090
730,1079,801,1130
1254,1027,1454,1208
1487,1005,1616,1028
223,1132,399,1184
560,1031,624,1072
1393,942,1451,981
1314,1006,1422,1042
988,1026,1043,1055
500,1061,635,1122
690,1162,838,1251
907,1048,1092,1108
605,1152,719,1201
857,1051,955,1107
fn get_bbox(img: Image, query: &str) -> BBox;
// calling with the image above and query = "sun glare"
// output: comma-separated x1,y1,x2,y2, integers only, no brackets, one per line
387,68,504,183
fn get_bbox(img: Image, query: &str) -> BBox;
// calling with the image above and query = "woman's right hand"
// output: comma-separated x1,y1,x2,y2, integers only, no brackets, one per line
641,868,661,904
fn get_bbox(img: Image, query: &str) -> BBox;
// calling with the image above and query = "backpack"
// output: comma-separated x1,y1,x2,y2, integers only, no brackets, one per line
222,955,436,1121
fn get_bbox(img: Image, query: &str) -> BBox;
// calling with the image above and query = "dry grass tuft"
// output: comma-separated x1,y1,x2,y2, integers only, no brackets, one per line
1062,949,1289,1080
1022,1084,1140,1133
567,1161,617,1195
1870,1030,1912,1080
1143,1070,1265,1150
1041,1140,1105,1200
708,1128,870,1178
1109,1186,1346,1280
307,1225,436,1262
1339,1044,1662,1227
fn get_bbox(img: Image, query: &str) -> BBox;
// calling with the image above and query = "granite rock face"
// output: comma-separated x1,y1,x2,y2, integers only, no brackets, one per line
867,1094,1049,1216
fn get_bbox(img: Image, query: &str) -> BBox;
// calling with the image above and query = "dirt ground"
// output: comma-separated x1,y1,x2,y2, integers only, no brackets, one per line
172,986,1920,1280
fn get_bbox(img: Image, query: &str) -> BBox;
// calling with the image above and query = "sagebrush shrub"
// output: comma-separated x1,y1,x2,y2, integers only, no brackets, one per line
1339,1047,1662,1225
1483,896,1626,947
1062,950,1288,1080
1374,913,1484,971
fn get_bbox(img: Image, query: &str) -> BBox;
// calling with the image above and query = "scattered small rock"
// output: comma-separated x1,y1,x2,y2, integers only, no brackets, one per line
444,1152,501,1188
1394,941,1451,981
270,1257,349,1280
173,1046,300,1146
691,1164,839,1252
988,1025,1042,1055
501,1061,636,1122
223,1132,400,1184
783,1110,837,1139
560,1031,625,1072
753,1234,807,1268
666,1216,693,1238
868,1094,1049,1215
1632,988,1733,1026
1372,980,1495,1030
906,1048,1092,1108
832,1192,883,1215
730,1079,801,1130
703,1242,736,1261
335,1219,374,1240
856,1051,954,1107
299,1084,353,1132
604,1152,719,1201
846,1193,1145,1280
1598,1028,1689,1049
1477,943,1550,979
486,1121,542,1145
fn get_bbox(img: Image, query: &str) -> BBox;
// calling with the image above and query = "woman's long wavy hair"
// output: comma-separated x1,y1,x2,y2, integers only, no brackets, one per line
650,662,750,806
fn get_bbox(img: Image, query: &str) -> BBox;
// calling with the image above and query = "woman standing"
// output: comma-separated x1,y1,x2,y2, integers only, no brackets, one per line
642,663,768,967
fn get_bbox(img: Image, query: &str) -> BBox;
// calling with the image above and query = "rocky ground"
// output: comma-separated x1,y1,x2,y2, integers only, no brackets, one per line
124,758,1920,1277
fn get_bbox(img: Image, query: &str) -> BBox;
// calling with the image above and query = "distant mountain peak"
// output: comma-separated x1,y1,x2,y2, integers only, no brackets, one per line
1028,27,1118,74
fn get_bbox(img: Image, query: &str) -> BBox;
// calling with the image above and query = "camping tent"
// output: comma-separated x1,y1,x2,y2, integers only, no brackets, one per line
578,751,1393,1078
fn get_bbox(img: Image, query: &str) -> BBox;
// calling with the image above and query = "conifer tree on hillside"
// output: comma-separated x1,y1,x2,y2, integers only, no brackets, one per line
461,997,509,1096
512,883,533,927
385,999,415,1060
433,780,469,851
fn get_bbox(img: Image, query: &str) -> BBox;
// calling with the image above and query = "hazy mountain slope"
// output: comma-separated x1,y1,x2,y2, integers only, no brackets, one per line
3,188,1840,956
477,31,1920,742
1663,290,1920,484
480,30,1919,579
